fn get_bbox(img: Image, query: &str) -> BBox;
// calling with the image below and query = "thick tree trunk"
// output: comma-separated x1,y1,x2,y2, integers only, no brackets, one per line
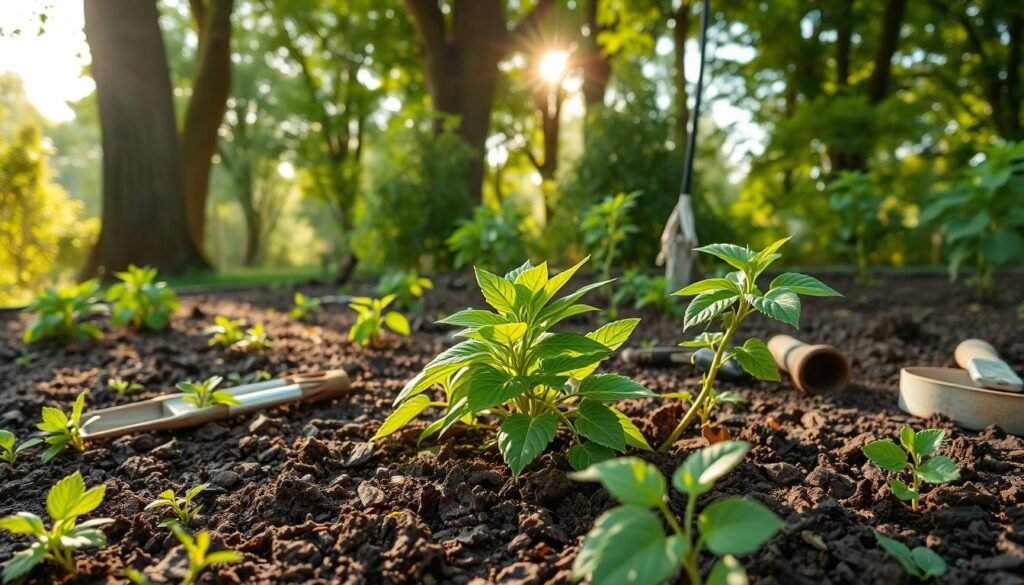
580,0,611,114
866,0,906,104
182,0,234,251
672,2,692,151
836,0,854,87
83,0,208,277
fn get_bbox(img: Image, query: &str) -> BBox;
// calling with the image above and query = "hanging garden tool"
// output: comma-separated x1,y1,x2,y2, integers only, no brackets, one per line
79,370,350,440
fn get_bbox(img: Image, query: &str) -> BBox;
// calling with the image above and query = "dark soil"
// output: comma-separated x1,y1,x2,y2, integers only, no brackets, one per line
1,272,1023,585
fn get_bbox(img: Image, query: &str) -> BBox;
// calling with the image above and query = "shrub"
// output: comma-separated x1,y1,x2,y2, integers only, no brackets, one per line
581,191,641,283
863,427,960,511
827,171,886,285
447,199,534,273
106,264,179,330
22,280,106,344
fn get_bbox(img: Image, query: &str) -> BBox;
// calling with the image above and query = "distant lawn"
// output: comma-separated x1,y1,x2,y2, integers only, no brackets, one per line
166,265,330,291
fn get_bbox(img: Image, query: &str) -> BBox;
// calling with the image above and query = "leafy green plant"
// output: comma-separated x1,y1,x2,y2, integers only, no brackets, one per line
581,191,641,283
828,171,886,285
375,258,655,476
447,199,533,272
0,471,112,582
920,141,1024,299
863,427,960,511
227,370,271,385
377,271,434,313
106,264,180,331
289,292,322,322
0,429,41,470
204,316,246,347
145,483,209,529
571,441,782,585
23,280,106,344
873,530,948,581
171,525,243,585
107,378,144,396
177,376,239,409
348,295,410,347
612,269,682,319
660,239,841,450
235,322,273,352
37,391,96,462
14,351,32,367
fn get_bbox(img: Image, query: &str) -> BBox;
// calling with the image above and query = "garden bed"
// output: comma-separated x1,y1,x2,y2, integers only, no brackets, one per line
1,273,1023,584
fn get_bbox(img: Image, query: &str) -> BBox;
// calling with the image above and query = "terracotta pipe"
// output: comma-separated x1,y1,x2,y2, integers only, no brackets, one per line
767,335,850,395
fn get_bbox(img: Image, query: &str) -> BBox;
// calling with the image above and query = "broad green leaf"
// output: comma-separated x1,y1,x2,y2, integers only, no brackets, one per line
732,338,780,381
383,312,411,336
683,290,739,330
497,413,558,476
768,273,841,297
862,441,907,473
2,543,46,583
475,267,519,314
394,340,489,403
514,262,548,292
537,279,614,326
542,256,589,301
900,427,916,452
874,531,921,579
0,430,13,451
707,555,749,585
890,479,919,501
911,546,948,579
576,375,656,401
699,498,783,555
916,456,960,484
680,331,724,349
673,441,751,497
695,243,756,271
568,442,616,471
611,407,653,451
0,513,45,536
205,550,245,565
575,506,687,585
673,278,739,297
539,350,612,376
66,485,106,519
715,391,745,404
747,288,801,328
38,406,68,433
945,211,989,242
569,457,665,507
533,332,610,359
48,471,87,520
464,366,534,412
478,322,528,346
374,395,432,440
575,399,626,451
569,319,640,379
912,429,945,456
61,524,109,548
504,260,535,282
438,309,507,329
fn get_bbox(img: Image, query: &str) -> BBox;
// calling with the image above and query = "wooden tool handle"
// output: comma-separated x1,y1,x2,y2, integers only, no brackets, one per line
955,339,1002,369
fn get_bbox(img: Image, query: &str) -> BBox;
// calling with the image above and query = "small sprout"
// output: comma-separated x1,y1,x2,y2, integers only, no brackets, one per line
124,568,156,585
570,442,782,585
227,370,271,385
377,271,434,313
14,351,32,367
348,295,410,347
107,378,144,396
106,264,179,331
581,191,641,285
0,471,112,582
23,280,107,344
0,429,41,470
37,391,96,462
204,316,246,347
235,322,273,352
172,524,243,585
289,292,322,322
874,530,948,581
177,376,239,408
145,483,209,528
863,427,960,511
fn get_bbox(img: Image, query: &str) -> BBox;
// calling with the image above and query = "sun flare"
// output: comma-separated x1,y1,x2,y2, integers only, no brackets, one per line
538,50,568,84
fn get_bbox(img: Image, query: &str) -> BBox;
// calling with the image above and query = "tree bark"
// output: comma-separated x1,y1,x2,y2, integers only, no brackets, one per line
835,0,854,87
83,0,208,277
866,0,906,104
580,0,611,114
672,2,692,151
182,0,234,251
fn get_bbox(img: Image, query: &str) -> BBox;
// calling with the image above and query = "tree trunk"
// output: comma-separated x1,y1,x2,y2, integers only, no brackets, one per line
672,2,692,151
835,0,854,87
580,0,611,114
866,0,906,104
182,0,234,251
83,0,208,277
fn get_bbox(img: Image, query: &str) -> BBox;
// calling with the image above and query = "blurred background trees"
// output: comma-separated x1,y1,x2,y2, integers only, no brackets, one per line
0,0,1022,303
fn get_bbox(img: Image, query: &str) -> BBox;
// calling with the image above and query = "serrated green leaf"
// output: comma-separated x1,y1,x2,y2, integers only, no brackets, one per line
672,441,751,497
610,407,653,451
586,318,639,351
514,262,548,292
475,267,519,314
673,278,739,297
504,260,535,282
916,456,960,484
568,442,616,471
533,332,610,359
732,338,780,381
747,288,801,328
497,413,558,476
890,479,919,501
38,406,68,432
900,427,916,452
569,457,665,507
698,498,783,555
374,395,433,440
2,543,46,583
438,309,507,329
464,366,534,412
542,256,589,301
0,513,44,536
48,471,87,520
912,429,946,457
478,322,528,345
769,273,841,297
575,399,626,451
394,340,489,403
696,243,756,271
863,440,907,473
573,506,687,585
539,350,612,376
684,290,739,330
680,331,724,349
576,375,656,401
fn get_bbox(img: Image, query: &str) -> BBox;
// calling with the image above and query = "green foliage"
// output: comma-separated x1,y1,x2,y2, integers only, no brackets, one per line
204,316,272,352
447,199,535,273
235,322,274,352
106,264,179,331
107,378,143,396
145,483,209,529
0,429,41,470
377,271,433,313
874,531,947,581
348,295,411,347
612,269,682,319
0,471,112,582
828,171,886,285
920,141,1024,299
289,292,322,322
661,239,841,449
581,191,641,282
177,376,239,409
36,391,95,462
171,525,244,585
570,442,782,585
376,258,654,476
22,280,106,344
863,427,960,511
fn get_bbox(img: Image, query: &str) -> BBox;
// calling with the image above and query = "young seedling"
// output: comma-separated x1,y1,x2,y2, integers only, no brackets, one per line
23,280,107,344
348,295,410,347
0,430,41,470
235,322,273,352
571,442,782,585
204,316,246,348
874,530,948,581
227,370,271,385
14,350,32,367
659,239,841,450
377,271,434,313
145,483,209,528
289,292,322,322
863,427,960,511
107,378,144,396
172,524,243,585
581,191,641,285
0,471,112,582
106,264,180,331
36,391,96,462
177,376,239,409
377,258,656,476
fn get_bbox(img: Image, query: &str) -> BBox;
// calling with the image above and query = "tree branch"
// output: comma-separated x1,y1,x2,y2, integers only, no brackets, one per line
509,0,557,48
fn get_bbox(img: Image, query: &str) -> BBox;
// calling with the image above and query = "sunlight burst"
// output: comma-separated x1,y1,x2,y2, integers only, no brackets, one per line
538,50,568,84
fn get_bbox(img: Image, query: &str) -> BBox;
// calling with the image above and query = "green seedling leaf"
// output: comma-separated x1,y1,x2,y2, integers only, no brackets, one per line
916,456,960,484
900,427,916,452
673,278,740,297
707,555,749,585
573,506,687,585
576,375,656,401
673,441,751,497
684,290,739,330
611,407,653,451
699,497,783,555
497,413,558,476
438,309,507,329
890,479,919,501
912,429,946,457
695,243,756,271
863,440,907,473
874,530,920,577
911,546,948,579
732,338,780,381
575,399,626,451
383,312,411,336
769,273,841,297
374,395,432,440
475,267,518,314
568,442,616,471
747,288,801,328
570,457,666,507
